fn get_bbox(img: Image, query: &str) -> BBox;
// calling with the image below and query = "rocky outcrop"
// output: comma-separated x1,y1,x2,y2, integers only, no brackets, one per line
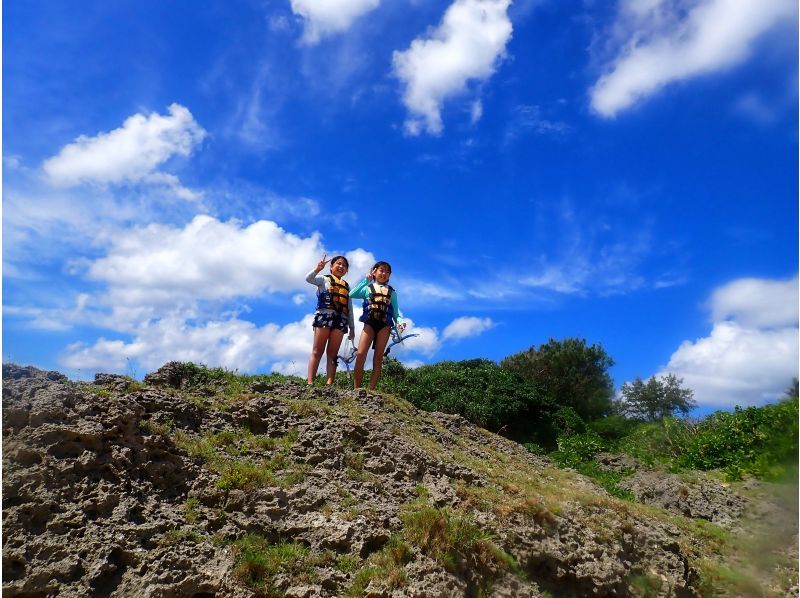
0,363,780,597
618,471,745,527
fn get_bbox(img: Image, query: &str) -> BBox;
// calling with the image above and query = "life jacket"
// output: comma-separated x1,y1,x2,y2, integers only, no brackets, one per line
316,275,350,314
360,283,394,323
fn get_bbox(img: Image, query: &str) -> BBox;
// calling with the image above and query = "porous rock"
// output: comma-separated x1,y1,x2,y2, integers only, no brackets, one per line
1,363,744,596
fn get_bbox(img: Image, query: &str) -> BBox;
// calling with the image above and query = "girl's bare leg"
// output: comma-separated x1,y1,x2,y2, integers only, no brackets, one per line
307,327,332,385
368,326,392,390
325,329,345,384
353,325,376,389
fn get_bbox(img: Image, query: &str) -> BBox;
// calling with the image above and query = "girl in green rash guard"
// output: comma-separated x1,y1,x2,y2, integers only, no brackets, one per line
306,254,355,385
349,261,407,390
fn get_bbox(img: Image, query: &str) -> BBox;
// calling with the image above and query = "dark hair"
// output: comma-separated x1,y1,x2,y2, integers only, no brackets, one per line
330,255,349,269
371,261,392,273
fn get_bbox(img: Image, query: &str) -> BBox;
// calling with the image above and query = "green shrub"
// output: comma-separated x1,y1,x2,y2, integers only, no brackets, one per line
617,417,695,467
588,415,641,444
678,397,798,480
551,431,606,468
379,358,555,438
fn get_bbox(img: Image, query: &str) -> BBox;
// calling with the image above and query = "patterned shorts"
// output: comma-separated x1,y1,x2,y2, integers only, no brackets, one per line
313,311,348,333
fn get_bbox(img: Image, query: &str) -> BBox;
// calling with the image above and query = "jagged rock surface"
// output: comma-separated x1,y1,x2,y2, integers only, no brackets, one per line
618,471,745,527
0,363,738,597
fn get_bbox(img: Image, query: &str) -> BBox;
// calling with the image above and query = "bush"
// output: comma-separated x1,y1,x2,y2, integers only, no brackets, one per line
617,417,695,467
379,358,555,437
588,415,641,444
678,397,798,480
551,431,606,468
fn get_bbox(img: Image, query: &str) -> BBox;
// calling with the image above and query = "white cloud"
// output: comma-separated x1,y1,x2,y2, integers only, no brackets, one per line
34,215,410,375
61,314,317,374
4,294,92,331
392,0,512,135
59,305,444,376
442,316,495,340
400,278,462,303
401,321,441,357
710,276,798,329
344,248,377,278
42,103,206,196
290,0,380,44
86,215,326,308
656,275,798,407
401,359,426,369
591,0,796,117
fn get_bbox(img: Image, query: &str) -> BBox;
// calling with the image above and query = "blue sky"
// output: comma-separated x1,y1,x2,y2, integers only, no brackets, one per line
4,0,798,410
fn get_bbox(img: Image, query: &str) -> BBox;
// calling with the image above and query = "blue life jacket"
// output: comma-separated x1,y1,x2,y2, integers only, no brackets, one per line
316,275,350,315
360,283,394,323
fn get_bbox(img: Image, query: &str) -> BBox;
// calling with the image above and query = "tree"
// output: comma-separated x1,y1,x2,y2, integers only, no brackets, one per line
784,377,799,400
500,338,615,421
618,374,696,421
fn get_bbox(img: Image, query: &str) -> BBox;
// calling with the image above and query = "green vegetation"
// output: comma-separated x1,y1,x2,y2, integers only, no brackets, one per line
184,497,200,523
344,499,519,597
83,385,111,397
400,500,520,589
677,397,798,480
372,346,796,486
160,528,203,546
233,534,313,597
379,357,554,438
165,361,303,397
501,337,615,421
617,374,696,421
548,397,798,484
173,427,307,491
344,536,412,597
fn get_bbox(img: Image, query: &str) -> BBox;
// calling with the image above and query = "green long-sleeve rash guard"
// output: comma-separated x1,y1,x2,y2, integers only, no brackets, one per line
349,277,405,325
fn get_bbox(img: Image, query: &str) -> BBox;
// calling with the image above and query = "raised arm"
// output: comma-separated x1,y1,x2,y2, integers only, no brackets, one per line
305,255,329,288
349,276,371,299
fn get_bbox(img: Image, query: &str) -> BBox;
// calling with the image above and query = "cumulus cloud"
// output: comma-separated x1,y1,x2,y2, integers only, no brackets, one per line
656,275,798,407
442,316,495,340
344,248,377,278
59,305,441,376
709,276,798,329
44,215,421,375
61,314,317,374
591,0,796,117
290,0,380,44
392,0,512,135
503,104,569,145
86,215,327,308
399,319,441,357
4,294,92,331
42,103,206,196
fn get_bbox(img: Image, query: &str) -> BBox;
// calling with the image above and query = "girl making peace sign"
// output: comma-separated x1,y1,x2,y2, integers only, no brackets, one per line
305,254,355,385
